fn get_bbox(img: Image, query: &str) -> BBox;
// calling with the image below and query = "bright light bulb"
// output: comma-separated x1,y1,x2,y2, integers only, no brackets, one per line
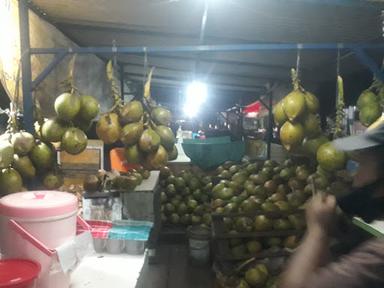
184,81,208,118
186,81,207,104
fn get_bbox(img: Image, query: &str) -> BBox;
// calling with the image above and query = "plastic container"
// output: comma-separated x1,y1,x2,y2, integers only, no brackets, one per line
187,226,211,265
106,239,125,254
110,148,139,172
0,191,78,288
0,259,41,288
92,238,106,253
182,137,245,170
125,240,146,255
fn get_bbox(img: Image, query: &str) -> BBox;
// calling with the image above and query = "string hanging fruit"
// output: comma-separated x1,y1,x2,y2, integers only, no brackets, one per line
96,60,122,144
333,76,345,138
276,68,321,152
282,69,307,121
317,74,346,173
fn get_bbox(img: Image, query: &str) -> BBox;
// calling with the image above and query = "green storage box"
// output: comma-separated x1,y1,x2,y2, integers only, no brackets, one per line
182,137,245,170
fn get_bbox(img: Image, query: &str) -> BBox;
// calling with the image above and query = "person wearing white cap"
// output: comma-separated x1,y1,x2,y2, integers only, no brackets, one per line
280,119,384,288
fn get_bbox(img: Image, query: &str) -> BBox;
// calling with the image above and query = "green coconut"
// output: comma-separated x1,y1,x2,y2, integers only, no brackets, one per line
283,90,307,121
43,172,64,190
359,102,382,127
124,144,144,164
54,92,81,121
96,113,121,144
0,168,23,195
273,100,287,127
155,125,176,151
145,145,168,170
317,142,346,172
303,113,321,139
357,90,379,110
0,141,14,169
13,155,36,179
120,122,144,145
168,144,178,161
120,100,144,124
302,135,328,157
280,121,304,151
151,107,172,126
11,131,35,155
78,95,100,121
41,118,67,143
245,264,269,287
304,91,320,113
61,128,88,155
139,128,161,153
30,142,54,170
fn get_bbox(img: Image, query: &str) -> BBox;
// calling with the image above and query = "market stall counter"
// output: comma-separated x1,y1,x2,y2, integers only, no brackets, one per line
71,171,161,287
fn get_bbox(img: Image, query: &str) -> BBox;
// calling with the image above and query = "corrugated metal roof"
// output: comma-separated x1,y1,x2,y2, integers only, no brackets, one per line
30,0,384,89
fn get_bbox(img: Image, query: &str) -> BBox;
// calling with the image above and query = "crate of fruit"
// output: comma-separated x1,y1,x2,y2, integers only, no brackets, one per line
211,210,305,239
214,235,298,262
214,256,283,288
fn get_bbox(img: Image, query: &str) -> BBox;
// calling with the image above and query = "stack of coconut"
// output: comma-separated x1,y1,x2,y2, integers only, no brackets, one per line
273,69,322,152
37,92,100,155
95,61,177,170
0,130,61,196
96,100,177,170
273,70,348,190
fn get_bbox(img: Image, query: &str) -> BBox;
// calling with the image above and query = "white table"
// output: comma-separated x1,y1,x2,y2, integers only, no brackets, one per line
71,253,145,288
169,143,191,163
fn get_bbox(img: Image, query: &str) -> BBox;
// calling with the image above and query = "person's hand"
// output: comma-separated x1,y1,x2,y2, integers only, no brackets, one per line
306,193,337,235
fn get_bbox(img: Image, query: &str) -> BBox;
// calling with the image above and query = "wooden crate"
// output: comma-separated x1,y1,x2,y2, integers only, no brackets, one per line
211,210,305,239
214,239,292,262
58,139,104,171
211,210,304,262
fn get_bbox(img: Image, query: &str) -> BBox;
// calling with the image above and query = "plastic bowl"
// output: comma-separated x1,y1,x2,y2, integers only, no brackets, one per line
0,259,41,288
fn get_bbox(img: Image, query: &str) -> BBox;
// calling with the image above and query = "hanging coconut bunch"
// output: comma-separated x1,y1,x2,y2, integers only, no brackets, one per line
356,79,383,127
306,75,349,193
38,56,100,155
0,102,63,195
97,61,177,170
274,69,321,152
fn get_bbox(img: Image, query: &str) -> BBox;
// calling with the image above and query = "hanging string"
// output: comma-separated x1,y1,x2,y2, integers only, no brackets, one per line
296,47,302,80
336,48,341,77
143,46,148,89
336,49,341,98
112,39,117,71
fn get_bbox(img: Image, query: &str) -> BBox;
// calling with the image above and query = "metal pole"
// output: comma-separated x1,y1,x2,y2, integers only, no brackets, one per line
18,0,34,133
266,92,273,160
29,43,384,55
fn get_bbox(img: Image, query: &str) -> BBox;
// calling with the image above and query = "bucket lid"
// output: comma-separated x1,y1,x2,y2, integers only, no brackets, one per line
0,259,41,287
0,191,77,218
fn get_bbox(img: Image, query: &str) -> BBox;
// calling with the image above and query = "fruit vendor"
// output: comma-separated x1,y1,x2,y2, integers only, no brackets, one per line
280,122,384,288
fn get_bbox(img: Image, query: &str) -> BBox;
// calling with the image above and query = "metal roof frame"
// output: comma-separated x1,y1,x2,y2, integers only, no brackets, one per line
19,0,384,135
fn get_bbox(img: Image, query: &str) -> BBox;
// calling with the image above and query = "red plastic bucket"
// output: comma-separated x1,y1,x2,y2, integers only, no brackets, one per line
0,259,41,288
